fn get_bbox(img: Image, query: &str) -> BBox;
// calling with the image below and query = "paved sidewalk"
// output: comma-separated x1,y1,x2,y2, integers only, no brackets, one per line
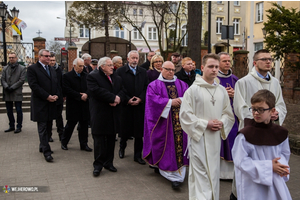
0,112,299,200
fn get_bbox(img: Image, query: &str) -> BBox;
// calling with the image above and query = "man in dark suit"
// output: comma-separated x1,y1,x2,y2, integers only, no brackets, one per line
140,51,155,70
27,49,58,162
116,50,148,165
49,52,64,142
87,57,125,177
61,58,92,152
82,53,93,74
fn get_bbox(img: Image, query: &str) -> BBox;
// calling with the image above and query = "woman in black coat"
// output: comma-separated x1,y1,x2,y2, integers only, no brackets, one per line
87,57,125,176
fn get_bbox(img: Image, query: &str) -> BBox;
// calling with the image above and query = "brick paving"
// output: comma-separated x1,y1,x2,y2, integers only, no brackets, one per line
0,111,299,200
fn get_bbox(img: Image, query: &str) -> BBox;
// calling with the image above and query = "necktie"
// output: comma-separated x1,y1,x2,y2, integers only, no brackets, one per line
45,66,50,76
85,66,89,73
107,75,112,84
132,68,136,75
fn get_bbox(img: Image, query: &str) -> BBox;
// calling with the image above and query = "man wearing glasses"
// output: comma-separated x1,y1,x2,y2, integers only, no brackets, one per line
143,61,189,190
231,49,287,200
27,49,59,162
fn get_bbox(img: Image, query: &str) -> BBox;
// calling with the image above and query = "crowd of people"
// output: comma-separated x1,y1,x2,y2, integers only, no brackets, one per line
1,48,292,200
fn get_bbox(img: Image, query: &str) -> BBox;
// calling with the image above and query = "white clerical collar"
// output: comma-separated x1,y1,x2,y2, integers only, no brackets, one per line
157,73,177,82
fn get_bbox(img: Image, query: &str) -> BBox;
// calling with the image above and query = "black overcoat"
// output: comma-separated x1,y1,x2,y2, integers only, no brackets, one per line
62,69,90,121
27,62,58,122
87,69,125,135
175,67,196,87
116,64,148,138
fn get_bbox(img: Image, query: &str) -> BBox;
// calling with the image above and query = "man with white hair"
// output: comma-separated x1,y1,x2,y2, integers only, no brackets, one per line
87,57,125,177
61,58,92,152
82,53,93,73
112,56,123,71
116,50,149,165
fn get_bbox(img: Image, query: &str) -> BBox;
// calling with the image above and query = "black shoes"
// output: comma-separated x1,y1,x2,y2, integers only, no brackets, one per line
39,148,53,154
61,144,68,150
134,158,146,165
172,181,180,190
4,127,15,132
119,149,125,158
14,128,21,134
45,155,53,162
49,137,53,142
104,165,117,172
80,145,93,152
93,169,101,177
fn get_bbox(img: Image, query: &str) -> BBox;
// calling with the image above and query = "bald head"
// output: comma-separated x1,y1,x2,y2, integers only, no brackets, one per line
161,61,175,80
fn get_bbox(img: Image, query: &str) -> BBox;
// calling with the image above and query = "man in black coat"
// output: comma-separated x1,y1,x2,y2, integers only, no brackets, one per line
175,57,196,87
61,58,92,152
49,52,64,142
87,57,125,177
82,53,93,74
116,50,148,165
140,51,155,70
27,49,58,162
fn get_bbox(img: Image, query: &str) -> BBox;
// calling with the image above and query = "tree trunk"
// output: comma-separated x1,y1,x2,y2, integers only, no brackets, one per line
104,3,110,56
188,2,202,69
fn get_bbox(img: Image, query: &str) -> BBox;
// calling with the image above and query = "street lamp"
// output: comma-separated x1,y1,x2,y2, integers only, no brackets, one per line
0,2,19,66
262,27,266,37
57,17,75,47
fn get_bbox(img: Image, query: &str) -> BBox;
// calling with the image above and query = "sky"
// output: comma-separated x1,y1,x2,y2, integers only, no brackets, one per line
5,1,65,43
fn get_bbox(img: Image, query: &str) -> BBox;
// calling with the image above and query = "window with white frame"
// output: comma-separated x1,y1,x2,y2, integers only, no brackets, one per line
233,1,239,6
139,9,143,16
216,17,223,34
170,2,178,13
79,25,89,38
115,26,124,39
133,27,143,40
217,1,222,4
256,2,263,22
133,8,137,16
233,18,240,35
181,25,188,46
148,27,157,40
254,42,263,51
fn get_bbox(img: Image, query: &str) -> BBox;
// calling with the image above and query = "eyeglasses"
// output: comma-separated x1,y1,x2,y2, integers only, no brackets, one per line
249,107,273,114
41,55,50,58
105,64,114,67
153,61,163,64
256,58,274,62
163,67,175,72
8,57,16,59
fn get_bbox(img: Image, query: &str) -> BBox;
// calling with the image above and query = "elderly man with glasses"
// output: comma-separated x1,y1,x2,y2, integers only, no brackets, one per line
143,61,189,190
231,49,287,200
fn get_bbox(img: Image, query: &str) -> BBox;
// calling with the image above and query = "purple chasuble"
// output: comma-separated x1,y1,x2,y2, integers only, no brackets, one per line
143,78,189,171
218,72,239,161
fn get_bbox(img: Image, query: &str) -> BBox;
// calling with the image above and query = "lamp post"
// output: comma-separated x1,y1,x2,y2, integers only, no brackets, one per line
0,2,19,65
57,17,75,47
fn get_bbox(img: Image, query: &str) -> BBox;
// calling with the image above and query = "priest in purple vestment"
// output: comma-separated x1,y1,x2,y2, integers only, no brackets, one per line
143,61,189,190
217,52,239,180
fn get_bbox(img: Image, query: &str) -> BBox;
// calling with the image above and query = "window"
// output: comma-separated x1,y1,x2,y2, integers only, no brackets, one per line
170,2,178,13
148,27,157,40
115,26,124,39
216,17,223,34
133,27,142,40
217,1,222,4
79,25,89,38
181,25,188,46
139,9,143,16
254,42,263,51
233,18,240,35
233,1,239,6
256,2,263,22
133,9,137,16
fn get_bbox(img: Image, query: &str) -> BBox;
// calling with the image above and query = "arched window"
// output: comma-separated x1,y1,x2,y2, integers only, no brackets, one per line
181,25,188,46
115,26,124,39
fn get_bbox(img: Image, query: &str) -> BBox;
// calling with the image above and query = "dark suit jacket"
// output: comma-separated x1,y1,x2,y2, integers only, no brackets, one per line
140,60,150,70
83,65,93,74
27,62,58,122
116,64,148,137
87,69,125,135
62,69,90,121
52,64,64,105
175,68,196,87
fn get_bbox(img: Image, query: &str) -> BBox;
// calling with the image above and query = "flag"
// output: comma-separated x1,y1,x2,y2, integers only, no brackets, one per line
11,24,21,35
116,20,123,30
11,16,27,30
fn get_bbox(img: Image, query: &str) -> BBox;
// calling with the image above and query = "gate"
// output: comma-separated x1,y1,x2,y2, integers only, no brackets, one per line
0,42,34,68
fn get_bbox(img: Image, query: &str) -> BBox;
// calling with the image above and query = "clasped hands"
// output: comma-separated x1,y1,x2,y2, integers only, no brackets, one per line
272,157,290,177
171,98,182,107
80,93,88,101
226,86,234,98
127,96,141,106
110,95,121,107
47,95,59,102
207,119,223,131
